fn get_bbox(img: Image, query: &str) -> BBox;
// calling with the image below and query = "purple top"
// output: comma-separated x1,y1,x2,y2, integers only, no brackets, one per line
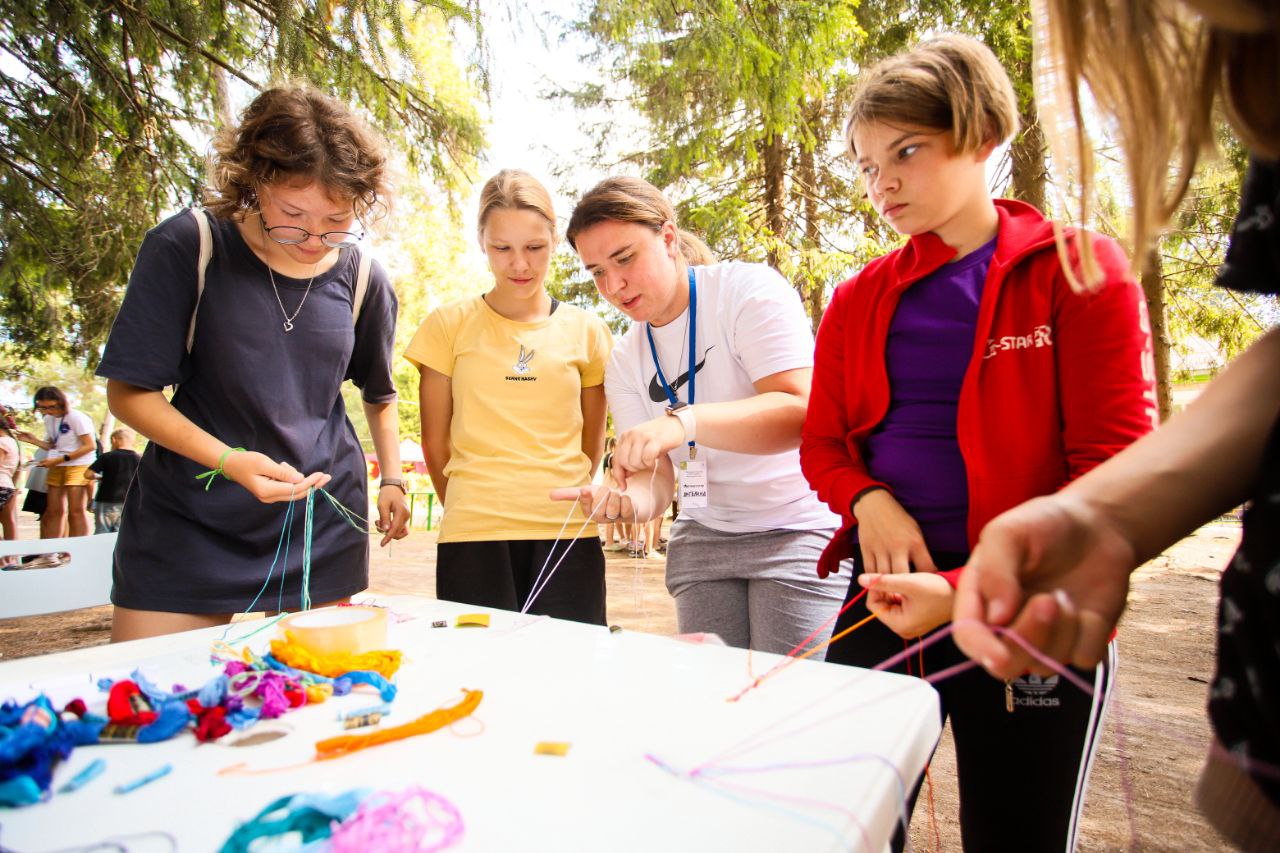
860,237,997,554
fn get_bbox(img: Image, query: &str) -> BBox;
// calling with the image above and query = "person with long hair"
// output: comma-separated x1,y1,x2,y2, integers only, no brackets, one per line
800,35,1156,850
950,2,1280,847
97,85,409,642
13,386,96,538
557,176,846,656
406,170,612,624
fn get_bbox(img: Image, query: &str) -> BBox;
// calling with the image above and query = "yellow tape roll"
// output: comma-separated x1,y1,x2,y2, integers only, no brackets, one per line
279,605,389,657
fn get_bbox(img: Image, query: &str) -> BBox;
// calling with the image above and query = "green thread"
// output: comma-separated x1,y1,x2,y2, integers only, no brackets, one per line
196,447,246,491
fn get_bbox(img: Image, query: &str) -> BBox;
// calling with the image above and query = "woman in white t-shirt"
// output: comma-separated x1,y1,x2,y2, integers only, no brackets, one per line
555,176,847,656
13,386,96,538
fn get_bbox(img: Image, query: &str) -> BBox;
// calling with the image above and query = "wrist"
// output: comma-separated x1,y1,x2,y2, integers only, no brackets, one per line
379,478,407,495
850,485,889,519
664,402,696,443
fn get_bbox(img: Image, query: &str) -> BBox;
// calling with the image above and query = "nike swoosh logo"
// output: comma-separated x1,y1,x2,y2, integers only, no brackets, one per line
649,346,715,403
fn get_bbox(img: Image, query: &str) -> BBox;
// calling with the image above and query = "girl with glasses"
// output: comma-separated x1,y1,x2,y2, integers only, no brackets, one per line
97,85,409,642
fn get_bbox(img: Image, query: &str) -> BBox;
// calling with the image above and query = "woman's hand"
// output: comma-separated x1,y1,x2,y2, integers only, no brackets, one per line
550,485,639,524
858,572,954,638
14,430,44,447
852,488,937,573
375,485,411,546
222,450,330,504
612,416,685,489
35,457,61,469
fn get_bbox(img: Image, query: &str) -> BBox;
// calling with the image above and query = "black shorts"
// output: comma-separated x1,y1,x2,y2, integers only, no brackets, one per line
436,538,606,626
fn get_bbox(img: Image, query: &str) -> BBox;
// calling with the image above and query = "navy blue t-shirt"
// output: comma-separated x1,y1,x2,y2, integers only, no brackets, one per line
96,210,397,612
1208,157,1280,805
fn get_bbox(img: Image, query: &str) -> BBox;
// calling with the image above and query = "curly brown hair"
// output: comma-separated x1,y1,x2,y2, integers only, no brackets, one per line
204,85,389,221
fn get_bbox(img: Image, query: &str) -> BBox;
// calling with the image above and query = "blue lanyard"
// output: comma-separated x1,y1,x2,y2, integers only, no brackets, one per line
646,268,697,450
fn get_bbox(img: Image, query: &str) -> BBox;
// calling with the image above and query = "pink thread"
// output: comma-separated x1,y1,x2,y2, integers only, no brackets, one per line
327,786,464,851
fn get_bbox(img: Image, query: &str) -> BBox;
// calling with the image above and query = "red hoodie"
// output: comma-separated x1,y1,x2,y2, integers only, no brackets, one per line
801,200,1157,582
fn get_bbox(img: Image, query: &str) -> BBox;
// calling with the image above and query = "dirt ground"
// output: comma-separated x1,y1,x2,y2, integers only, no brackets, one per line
0,516,1240,850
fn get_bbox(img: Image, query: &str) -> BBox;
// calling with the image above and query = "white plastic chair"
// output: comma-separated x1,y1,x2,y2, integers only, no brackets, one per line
0,533,117,618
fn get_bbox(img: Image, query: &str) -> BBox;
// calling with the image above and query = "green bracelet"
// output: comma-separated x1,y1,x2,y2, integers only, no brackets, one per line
195,447,246,491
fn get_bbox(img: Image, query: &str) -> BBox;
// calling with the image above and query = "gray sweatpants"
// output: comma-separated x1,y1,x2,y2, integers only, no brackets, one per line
664,519,850,659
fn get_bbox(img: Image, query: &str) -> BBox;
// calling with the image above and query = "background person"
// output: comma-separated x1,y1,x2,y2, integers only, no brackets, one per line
84,428,141,534
13,386,96,539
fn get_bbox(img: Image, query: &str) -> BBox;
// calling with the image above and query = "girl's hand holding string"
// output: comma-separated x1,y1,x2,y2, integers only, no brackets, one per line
222,450,331,504
953,493,1133,680
858,572,954,638
851,488,938,574
375,487,410,546
550,485,637,524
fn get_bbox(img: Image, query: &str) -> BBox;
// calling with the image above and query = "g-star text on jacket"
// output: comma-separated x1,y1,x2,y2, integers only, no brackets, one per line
985,324,1053,360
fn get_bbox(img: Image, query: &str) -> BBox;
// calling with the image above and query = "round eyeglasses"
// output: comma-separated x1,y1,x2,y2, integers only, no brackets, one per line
261,220,364,249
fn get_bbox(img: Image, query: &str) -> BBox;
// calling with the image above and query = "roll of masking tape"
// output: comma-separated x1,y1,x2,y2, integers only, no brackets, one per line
279,605,389,656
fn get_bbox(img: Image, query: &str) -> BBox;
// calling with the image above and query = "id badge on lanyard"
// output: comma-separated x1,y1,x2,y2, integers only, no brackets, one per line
647,268,708,508
679,457,708,508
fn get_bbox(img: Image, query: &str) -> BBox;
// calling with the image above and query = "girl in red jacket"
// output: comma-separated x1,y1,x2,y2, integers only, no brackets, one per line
799,35,1155,851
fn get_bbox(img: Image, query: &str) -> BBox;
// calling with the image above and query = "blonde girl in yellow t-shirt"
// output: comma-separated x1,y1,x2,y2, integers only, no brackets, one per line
405,170,612,624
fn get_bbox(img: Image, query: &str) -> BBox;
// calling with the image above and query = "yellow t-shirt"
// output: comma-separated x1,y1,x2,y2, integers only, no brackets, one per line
404,296,613,542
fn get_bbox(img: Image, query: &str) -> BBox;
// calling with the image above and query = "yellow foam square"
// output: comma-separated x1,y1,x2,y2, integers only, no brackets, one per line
455,613,491,628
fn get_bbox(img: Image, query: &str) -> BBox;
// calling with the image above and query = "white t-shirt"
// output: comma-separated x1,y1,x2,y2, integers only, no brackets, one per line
44,409,96,466
606,261,839,533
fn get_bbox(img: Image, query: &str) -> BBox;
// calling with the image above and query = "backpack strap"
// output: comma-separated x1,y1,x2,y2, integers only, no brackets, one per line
352,248,373,326
186,207,213,354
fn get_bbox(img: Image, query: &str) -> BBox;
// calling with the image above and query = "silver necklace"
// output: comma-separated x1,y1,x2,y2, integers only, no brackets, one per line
266,264,317,332
260,215,319,332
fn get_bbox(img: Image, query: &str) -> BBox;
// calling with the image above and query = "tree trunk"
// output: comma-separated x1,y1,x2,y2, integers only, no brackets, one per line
1010,99,1047,211
760,130,787,270
1141,248,1174,423
213,67,235,130
796,101,825,332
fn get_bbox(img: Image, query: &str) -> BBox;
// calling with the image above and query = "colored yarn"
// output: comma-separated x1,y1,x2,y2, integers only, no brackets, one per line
315,690,482,762
0,696,104,805
270,634,402,679
106,680,157,726
218,789,371,853
327,786,465,852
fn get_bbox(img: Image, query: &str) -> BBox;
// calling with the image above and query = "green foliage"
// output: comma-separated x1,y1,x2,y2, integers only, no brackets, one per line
0,0,485,373
1162,134,1272,370
570,0,871,319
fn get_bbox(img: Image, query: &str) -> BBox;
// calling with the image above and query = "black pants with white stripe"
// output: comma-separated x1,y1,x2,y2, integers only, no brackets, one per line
826,550,1114,852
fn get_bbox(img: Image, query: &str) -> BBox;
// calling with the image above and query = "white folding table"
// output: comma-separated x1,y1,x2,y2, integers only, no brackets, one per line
0,595,941,851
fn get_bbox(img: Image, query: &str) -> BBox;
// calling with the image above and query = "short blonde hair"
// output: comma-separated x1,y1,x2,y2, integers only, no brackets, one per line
110,428,135,444
477,170,557,238
844,34,1020,158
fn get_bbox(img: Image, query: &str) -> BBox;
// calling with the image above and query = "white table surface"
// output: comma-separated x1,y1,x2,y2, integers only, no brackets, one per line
0,595,940,852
